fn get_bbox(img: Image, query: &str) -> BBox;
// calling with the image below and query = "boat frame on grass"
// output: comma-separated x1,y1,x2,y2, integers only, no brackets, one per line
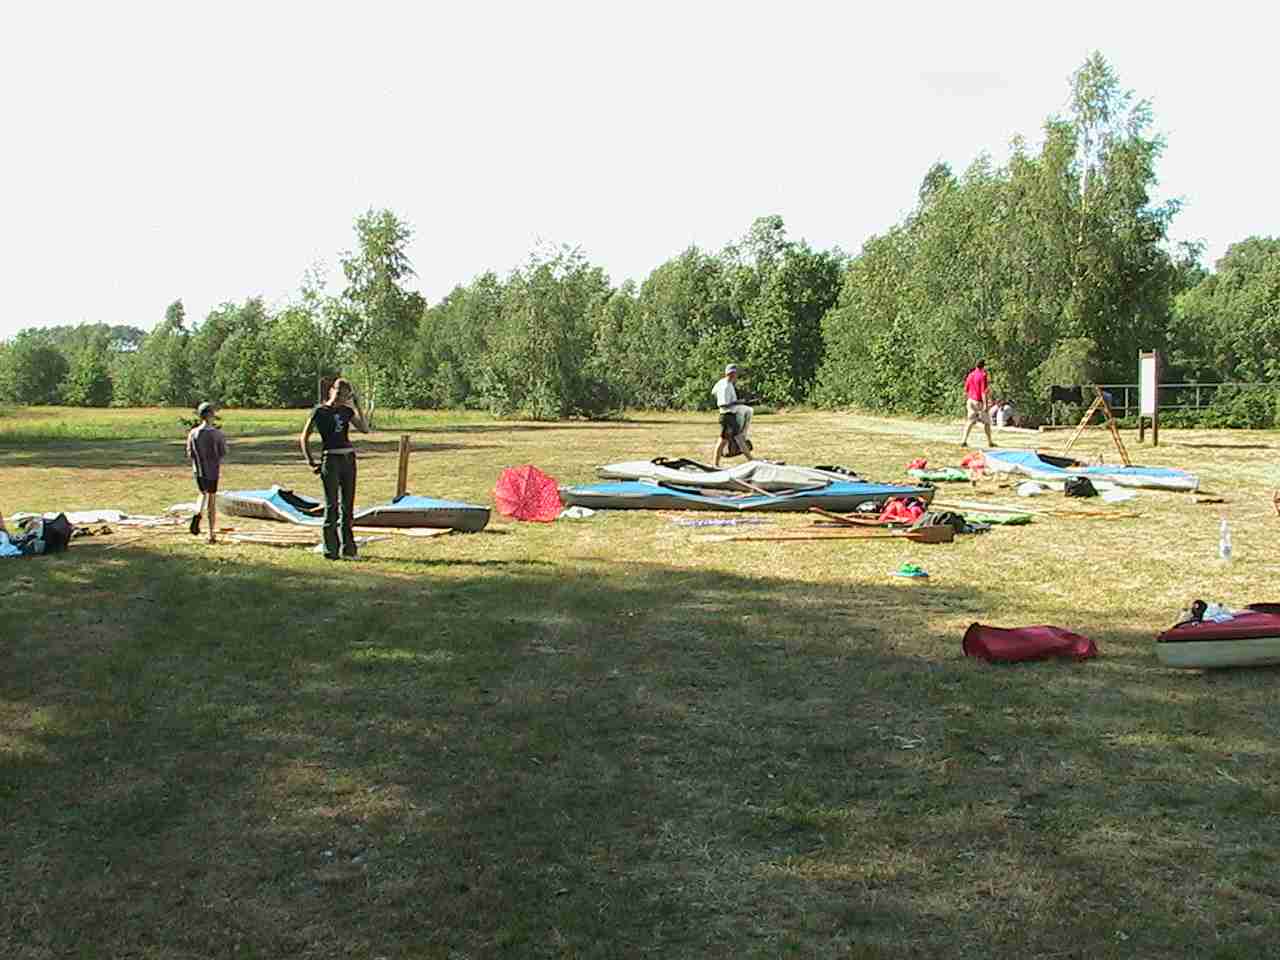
595,458,863,492
559,479,935,514
983,449,1199,492
217,486,491,532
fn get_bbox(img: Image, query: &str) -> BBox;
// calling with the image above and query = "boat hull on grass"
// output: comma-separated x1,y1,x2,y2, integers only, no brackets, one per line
985,449,1199,492
1156,610,1280,668
596,459,858,491
218,487,323,525
356,495,491,532
559,480,934,513
218,486,490,532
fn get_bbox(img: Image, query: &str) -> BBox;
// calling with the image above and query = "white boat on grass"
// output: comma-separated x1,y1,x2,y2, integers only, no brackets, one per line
596,458,862,492
1156,606,1280,669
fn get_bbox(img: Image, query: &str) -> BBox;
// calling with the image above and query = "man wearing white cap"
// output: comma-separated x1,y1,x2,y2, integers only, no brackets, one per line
711,364,755,467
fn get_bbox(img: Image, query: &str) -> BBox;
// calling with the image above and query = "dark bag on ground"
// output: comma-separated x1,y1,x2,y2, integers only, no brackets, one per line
1064,477,1098,498
13,513,74,555
963,623,1098,663
914,511,967,534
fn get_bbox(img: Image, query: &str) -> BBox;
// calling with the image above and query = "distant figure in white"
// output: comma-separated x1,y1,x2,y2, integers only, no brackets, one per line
712,364,755,468
988,398,1015,429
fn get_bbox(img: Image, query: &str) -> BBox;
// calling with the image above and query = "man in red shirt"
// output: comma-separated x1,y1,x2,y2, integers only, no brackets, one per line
961,360,996,448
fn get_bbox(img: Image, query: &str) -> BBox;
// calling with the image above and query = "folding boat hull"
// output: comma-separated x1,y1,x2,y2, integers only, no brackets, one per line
984,449,1199,492
559,480,934,513
596,459,857,491
218,486,490,532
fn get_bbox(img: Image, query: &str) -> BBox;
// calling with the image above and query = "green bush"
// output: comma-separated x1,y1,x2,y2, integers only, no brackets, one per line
1197,385,1279,429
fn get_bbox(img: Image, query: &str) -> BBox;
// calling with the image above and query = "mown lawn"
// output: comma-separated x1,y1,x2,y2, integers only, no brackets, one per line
2,406,1278,958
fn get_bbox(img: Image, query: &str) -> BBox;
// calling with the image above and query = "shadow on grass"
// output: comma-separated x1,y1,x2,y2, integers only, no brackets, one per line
1171,442,1274,450
0,436,499,470
2,555,1277,957
0,415,679,450
356,555,550,569
416,419,679,433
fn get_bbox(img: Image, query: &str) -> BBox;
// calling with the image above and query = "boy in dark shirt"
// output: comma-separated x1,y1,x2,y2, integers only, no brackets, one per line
186,402,228,543
300,378,368,560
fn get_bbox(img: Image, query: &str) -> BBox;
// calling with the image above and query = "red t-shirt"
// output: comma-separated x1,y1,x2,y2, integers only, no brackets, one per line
964,367,989,402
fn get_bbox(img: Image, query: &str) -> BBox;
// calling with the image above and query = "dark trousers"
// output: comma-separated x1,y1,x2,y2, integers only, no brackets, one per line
321,453,357,559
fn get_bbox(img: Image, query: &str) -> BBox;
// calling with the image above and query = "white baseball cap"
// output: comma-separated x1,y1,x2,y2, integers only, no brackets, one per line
724,364,738,375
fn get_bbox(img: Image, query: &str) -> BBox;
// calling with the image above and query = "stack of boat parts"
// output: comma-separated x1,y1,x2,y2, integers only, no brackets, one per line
561,458,936,513
217,486,490,532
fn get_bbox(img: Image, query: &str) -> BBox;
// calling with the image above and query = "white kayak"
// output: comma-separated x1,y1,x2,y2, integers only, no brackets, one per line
596,458,862,492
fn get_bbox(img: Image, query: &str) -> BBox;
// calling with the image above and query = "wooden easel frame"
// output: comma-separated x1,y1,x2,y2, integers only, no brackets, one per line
1062,386,1132,466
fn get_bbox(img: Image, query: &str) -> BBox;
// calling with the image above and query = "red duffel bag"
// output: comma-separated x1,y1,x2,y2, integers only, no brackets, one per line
962,623,1098,663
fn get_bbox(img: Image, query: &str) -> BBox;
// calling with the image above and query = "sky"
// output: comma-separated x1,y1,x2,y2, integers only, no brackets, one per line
2,0,1277,340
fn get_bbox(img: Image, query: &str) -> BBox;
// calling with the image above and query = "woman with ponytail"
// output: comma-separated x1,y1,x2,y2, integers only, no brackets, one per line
300,378,368,560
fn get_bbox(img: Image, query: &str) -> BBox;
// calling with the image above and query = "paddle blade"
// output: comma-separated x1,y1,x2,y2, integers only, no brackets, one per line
905,525,954,543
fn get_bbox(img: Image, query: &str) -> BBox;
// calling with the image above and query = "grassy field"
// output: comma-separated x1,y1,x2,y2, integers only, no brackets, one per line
2,405,1278,958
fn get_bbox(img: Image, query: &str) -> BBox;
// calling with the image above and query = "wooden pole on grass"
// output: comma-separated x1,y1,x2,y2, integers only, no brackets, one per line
395,434,410,501
700,525,954,545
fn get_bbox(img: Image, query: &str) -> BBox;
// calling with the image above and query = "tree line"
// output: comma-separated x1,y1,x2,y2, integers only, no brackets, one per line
3,54,1278,427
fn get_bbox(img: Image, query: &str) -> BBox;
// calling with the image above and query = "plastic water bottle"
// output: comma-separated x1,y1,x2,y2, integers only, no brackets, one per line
1218,519,1232,563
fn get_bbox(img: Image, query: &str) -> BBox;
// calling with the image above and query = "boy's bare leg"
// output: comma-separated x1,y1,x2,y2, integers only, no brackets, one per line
206,493,217,543
712,438,727,468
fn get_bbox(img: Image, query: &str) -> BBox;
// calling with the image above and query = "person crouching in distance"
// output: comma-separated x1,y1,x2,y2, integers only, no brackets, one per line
711,364,756,468
300,378,369,560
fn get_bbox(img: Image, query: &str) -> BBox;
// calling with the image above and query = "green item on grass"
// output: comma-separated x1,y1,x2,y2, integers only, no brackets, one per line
908,467,971,482
964,512,1032,526
892,562,929,579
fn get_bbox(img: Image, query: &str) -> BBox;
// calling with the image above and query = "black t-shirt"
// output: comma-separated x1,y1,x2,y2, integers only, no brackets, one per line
312,404,355,451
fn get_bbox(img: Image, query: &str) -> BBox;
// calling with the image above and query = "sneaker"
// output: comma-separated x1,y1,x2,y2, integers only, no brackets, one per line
189,513,201,535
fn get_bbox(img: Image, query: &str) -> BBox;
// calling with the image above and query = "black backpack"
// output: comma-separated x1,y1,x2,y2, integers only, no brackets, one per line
13,513,74,555
1064,476,1098,498
914,511,967,534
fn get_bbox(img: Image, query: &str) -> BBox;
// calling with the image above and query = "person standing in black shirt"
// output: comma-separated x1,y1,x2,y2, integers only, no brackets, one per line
300,378,368,559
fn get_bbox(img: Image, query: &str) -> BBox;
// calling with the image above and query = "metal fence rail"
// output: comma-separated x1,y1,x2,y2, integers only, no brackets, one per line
1096,382,1276,417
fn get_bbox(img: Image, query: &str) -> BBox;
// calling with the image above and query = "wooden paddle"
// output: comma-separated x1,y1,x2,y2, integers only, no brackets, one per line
808,506,891,527
698,525,954,544
932,498,1139,521
733,478,776,498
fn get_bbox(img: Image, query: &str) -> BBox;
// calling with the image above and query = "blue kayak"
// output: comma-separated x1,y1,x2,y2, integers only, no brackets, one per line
983,450,1199,491
558,480,934,513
